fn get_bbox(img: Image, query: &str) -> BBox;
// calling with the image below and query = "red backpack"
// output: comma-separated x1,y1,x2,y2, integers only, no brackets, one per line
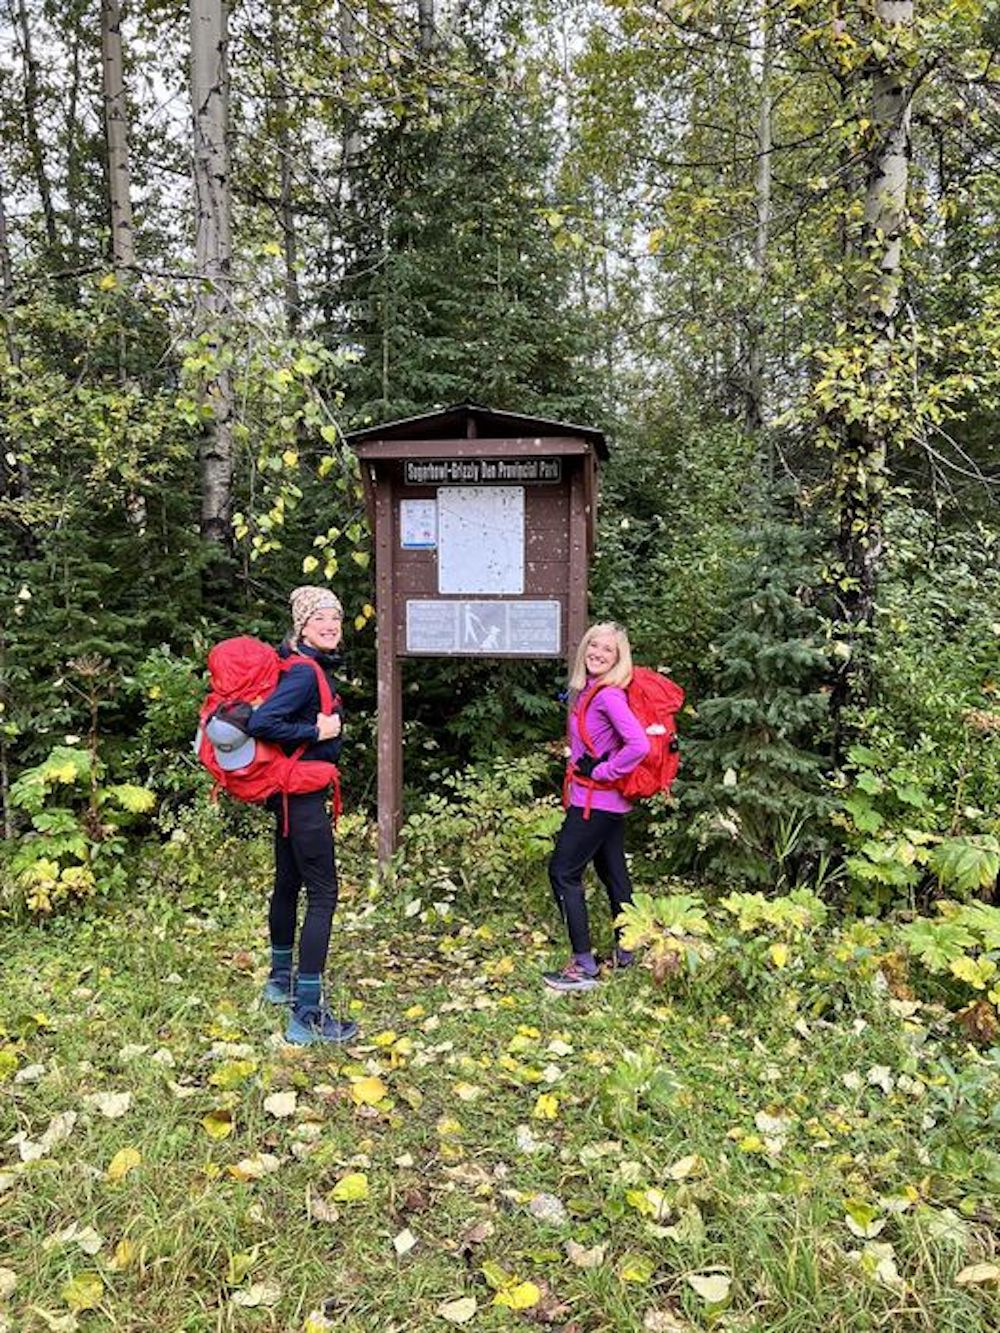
568,667,685,812
196,637,342,831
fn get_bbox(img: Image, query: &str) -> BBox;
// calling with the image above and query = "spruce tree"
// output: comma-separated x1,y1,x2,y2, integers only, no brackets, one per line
677,513,832,887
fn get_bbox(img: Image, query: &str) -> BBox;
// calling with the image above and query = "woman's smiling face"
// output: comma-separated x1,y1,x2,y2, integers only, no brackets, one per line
585,631,618,679
301,607,343,652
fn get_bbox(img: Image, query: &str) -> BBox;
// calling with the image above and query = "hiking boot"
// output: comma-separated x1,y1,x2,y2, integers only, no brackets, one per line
285,1006,359,1046
261,971,293,1005
543,960,600,993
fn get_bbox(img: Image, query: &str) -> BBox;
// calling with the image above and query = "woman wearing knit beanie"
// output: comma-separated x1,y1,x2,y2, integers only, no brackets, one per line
245,586,358,1045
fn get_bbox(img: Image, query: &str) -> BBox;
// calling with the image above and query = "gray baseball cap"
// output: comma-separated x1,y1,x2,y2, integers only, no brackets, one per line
205,715,256,772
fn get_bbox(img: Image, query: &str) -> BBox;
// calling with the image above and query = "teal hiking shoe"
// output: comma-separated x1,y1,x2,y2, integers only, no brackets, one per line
285,1006,359,1046
261,971,293,1005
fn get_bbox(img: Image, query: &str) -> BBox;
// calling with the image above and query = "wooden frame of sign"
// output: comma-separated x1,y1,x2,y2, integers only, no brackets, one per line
347,403,608,867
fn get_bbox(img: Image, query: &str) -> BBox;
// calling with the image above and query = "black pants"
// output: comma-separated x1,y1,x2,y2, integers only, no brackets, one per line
548,805,633,954
266,790,338,976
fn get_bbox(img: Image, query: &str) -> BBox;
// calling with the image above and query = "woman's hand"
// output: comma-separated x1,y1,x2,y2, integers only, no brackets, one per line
316,712,342,741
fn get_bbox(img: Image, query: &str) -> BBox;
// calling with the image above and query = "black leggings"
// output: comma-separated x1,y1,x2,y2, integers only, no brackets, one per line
548,805,633,954
266,790,338,975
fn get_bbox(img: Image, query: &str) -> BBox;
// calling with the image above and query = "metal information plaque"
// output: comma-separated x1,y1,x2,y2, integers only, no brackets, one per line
406,599,561,655
404,458,562,485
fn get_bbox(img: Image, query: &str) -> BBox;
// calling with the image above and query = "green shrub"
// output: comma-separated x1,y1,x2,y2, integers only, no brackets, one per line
396,752,562,916
2,744,155,917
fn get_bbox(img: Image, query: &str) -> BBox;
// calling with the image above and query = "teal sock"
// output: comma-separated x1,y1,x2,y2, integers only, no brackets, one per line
294,973,322,1010
270,946,293,979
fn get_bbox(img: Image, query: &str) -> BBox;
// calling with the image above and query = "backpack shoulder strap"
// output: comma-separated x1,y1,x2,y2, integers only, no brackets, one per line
574,681,606,756
282,653,335,714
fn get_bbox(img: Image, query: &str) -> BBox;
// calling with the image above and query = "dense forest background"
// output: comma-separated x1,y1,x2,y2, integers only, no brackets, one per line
1,0,998,915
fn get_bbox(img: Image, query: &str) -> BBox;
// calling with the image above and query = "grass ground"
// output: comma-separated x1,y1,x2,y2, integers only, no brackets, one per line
2,853,1000,1333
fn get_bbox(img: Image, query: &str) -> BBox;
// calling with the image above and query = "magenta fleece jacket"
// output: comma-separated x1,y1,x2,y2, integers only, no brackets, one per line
567,681,650,814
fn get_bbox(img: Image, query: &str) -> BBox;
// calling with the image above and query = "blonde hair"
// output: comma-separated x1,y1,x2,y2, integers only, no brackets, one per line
569,622,634,693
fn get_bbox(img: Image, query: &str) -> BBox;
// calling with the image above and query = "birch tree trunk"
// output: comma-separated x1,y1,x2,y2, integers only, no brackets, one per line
101,0,137,273
417,0,436,56
191,0,235,555
831,0,914,739
745,4,771,438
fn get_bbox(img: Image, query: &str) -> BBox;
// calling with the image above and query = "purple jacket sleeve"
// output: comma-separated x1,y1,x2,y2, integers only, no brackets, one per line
589,688,649,783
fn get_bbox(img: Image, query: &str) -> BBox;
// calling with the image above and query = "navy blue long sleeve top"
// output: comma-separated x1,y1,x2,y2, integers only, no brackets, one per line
245,642,343,764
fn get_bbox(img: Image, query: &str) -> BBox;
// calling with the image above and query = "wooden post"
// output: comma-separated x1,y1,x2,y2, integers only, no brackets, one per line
374,468,402,868
567,464,588,659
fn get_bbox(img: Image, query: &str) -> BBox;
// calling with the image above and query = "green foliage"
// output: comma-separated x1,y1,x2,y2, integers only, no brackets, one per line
615,891,714,978
672,513,833,886
3,745,154,917
900,901,1000,1006
396,752,562,911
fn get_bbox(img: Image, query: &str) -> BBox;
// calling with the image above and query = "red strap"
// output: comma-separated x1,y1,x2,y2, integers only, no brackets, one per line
573,681,606,757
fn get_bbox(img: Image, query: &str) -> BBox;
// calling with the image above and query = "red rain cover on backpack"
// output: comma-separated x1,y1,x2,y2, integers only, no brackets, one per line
196,636,341,813
573,666,684,803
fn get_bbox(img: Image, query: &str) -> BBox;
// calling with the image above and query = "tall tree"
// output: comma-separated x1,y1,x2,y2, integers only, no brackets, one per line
827,0,915,741
101,0,136,274
191,0,235,559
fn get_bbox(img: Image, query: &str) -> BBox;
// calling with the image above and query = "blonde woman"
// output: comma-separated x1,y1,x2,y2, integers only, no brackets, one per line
544,623,650,992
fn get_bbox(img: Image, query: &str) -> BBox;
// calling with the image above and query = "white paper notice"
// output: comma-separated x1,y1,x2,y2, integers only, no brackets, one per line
437,487,524,594
400,498,437,549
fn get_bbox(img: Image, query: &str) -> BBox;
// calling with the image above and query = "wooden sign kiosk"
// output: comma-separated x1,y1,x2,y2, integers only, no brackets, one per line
347,403,608,867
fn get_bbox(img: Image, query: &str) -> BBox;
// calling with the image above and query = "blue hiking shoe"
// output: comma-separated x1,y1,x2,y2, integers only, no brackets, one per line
261,971,293,1005
285,1006,359,1046
543,960,600,993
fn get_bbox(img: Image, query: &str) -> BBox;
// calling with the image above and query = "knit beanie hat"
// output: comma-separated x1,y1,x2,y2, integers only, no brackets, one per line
290,585,343,645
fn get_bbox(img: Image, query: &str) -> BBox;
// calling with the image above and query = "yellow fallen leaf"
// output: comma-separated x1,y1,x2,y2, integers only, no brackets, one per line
494,1281,540,1310
350,1077,387,1106
956,1263,1000,1286
453,1082,481,1103
61,1271,103,1313
667,1154,704,1180
686,1271,732,1304
436,1296,477,1324
201,1109,234,1140
83,1091,132,1119
373,1030,398,1047
330,1172,368,1203
231,1280,282,1307
106,1147,141,1181
565,1240,607,1269
263,1091,297,1118
533,1093,559,1121
107,1239,137,1271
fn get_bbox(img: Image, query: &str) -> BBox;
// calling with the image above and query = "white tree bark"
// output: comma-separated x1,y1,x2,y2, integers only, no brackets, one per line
191,0,235,550
417,0,436,56
745,2,772,435
861,0,913,328
101,0,136,272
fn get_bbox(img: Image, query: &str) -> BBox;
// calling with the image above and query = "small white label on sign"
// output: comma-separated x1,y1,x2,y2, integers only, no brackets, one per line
400,498,437,549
